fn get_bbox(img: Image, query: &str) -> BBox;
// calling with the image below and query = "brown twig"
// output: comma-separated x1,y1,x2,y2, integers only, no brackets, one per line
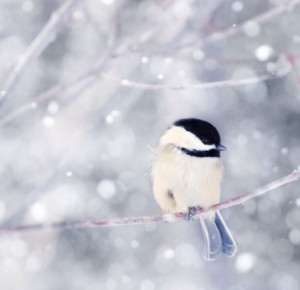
0,0,79,103
1,170,299,233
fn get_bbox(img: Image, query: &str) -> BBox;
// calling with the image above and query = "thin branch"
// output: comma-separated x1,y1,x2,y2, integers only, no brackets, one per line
0,0,296,125
0,3,176,226
0,1,167,127
133,0,300,55
0,56,291,128
0,0,79,104
100,61,291,91
0,58,108,128
202,0,300,47
1,170,299,233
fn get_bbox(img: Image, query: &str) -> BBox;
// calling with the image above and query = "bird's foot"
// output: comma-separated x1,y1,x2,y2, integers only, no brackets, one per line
187,206,203,221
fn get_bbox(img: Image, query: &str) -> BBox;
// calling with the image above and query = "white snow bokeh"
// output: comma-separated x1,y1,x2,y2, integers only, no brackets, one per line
235,253,256,273
97,179,117,200
0,0,300,290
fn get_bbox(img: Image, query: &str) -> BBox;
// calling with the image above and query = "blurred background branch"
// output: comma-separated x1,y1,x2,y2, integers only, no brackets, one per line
100,58,291,90
0,0,79,104
0,54,291,128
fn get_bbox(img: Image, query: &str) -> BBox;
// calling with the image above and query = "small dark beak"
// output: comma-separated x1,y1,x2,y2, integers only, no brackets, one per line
216,144,227,151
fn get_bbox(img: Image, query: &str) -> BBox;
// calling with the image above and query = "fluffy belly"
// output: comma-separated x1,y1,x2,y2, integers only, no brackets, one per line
152,150,223,213
174,175,221,212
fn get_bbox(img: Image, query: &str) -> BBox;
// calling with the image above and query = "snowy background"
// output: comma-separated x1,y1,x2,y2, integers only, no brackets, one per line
0,0,300,289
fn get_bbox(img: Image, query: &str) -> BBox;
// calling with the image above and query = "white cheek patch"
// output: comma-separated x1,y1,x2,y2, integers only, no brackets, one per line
160,126,216,151
189,139,216,151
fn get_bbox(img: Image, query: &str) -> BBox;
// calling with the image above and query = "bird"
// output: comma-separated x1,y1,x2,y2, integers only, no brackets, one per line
151,118,237,261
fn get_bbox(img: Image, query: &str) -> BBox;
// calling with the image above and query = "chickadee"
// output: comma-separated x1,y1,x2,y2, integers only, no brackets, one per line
151,118,237,261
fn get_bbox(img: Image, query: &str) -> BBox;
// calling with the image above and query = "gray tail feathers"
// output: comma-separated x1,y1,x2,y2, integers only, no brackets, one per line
200,216,222,261
200,211,237,261
215,211,237,257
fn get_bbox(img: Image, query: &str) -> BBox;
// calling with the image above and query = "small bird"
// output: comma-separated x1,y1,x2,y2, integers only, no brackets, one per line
151,118,237,261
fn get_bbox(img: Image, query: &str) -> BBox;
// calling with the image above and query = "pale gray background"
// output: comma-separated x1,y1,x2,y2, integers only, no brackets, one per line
0,0,300,289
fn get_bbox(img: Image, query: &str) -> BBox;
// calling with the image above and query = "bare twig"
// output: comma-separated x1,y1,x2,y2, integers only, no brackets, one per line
100,62,291,91
134,0,300,54
0,0,79,104
0,58,108,128
1,0,297,125
202,0,300,46
0,56,291,128
1,170,299,233
0,1,174,226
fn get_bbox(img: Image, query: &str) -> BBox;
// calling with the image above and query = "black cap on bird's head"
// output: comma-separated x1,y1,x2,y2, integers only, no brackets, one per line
173,118,226,151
